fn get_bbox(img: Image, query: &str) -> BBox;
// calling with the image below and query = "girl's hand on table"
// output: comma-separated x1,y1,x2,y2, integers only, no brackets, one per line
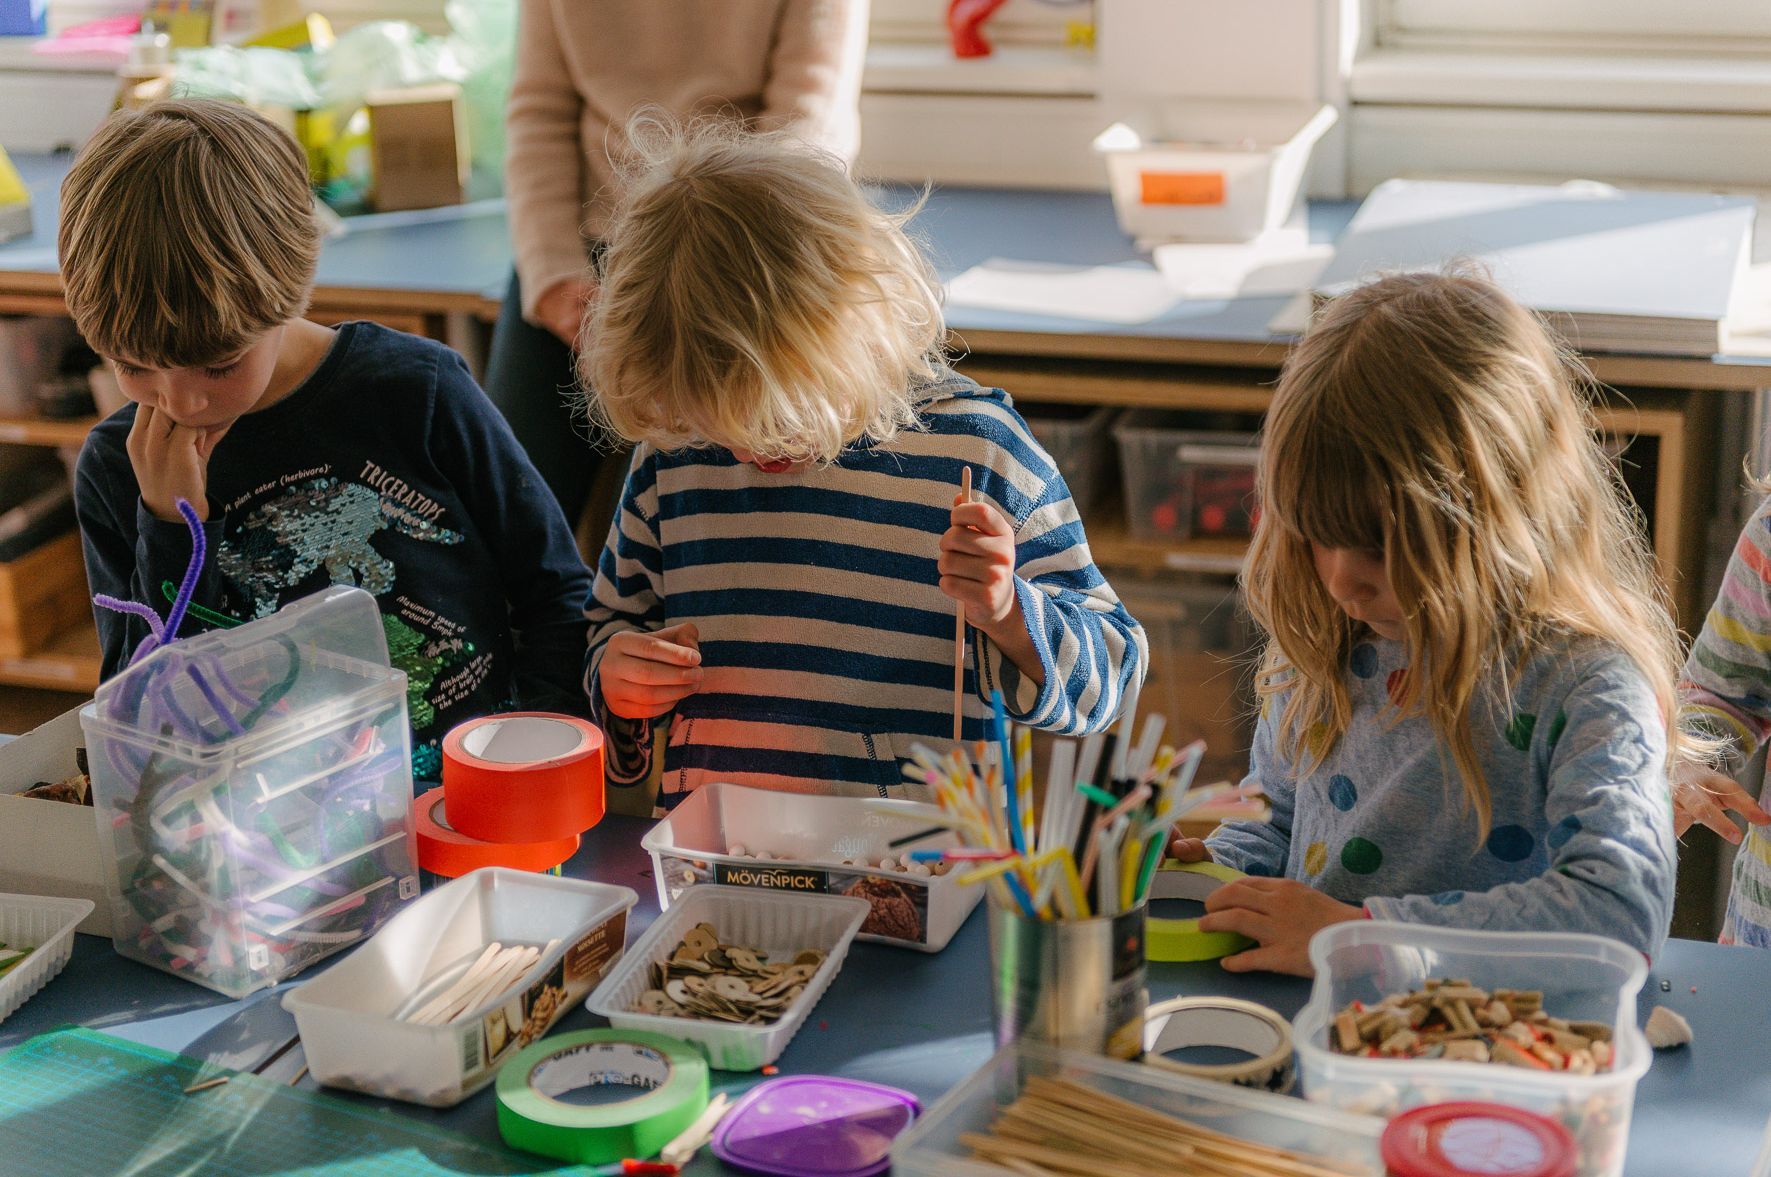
1199,877,1364,977
599,622,702,720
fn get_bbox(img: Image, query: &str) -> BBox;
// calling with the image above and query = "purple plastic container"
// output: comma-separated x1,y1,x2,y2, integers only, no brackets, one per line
710,1075,921,1177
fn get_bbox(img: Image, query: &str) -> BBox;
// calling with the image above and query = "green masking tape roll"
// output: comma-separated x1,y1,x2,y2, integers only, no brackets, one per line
1146,860,1257,963
495,1030,710,1165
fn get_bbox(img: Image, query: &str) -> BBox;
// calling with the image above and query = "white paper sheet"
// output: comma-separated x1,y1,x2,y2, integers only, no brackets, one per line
945,259,1182,325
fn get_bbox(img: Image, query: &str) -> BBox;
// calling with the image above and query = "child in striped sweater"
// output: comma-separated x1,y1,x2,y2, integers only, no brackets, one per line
575,116,1147,808
1676,495,1771,946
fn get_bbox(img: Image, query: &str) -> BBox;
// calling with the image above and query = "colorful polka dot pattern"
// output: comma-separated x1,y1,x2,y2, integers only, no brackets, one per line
1305,841,1327,875
1548,815,1582,850
1548,710,1567,750
1431,890,1464,906
1350,643,1379,679
1505,712,1536,752
1487,824,1534,862
1386,668,1409,706
1305,723,1333,760
1327,774,1358,811
1340,837,1383,875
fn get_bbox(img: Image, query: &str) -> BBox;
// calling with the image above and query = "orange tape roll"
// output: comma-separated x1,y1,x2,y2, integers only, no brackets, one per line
441,713,606,843
414,788,581,877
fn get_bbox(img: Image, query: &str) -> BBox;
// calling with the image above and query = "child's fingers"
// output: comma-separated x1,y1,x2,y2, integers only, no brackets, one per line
1165,837,1210,863
1219,943,1303,976
618,632,702,667
654,621,701,650
949,501,1011,536
1203,877,1283,914
941,527,1011,560
1681,791,1744,845
609,678,699,705
938,551,1005,583
1197,906,1271,943
1709,776,1771,825
613,658,703,687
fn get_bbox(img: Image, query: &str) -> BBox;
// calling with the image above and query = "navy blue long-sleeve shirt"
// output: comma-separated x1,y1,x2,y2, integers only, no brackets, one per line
75,321,594,780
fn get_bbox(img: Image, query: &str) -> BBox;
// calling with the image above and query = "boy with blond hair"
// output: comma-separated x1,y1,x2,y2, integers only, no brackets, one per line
66,99,592,778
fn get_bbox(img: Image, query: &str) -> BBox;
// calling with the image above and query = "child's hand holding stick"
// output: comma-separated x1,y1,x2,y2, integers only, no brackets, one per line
599,622,702,719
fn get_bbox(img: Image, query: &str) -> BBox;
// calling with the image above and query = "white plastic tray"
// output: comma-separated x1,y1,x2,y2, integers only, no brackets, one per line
643,782,982,952
0,892,93,1024
283,869,636,1106
587,885,868,1071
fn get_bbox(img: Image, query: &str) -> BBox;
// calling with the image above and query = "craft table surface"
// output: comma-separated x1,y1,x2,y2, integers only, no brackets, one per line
1,814,1766,1175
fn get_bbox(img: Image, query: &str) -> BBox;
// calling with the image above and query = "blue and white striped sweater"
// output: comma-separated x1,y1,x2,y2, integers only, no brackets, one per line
583,373,1148,807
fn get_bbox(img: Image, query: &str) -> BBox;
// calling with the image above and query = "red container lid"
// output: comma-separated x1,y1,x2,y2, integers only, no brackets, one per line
1382,1103,1577,1177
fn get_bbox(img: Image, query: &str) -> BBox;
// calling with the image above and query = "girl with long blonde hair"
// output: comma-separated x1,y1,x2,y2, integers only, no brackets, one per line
1170,270,1683,973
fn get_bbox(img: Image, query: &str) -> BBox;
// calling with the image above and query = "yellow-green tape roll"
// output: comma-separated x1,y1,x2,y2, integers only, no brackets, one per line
496,1030,710,1165
1147,860,1257,963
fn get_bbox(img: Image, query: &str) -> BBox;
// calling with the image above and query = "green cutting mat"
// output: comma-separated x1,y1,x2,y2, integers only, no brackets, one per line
0,1028,589,1176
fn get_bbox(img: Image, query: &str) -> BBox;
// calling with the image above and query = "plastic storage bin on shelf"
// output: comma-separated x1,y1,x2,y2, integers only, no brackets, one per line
1092,104,1339,244
891,1041,1385,1175
1114,410,1261,543
641,782,983,952
1113,572,1256,788
1021,403,1118,519
81,586,420,998
284,869,636,1107
1295,921,1650,1177
588,885,868,1071
0,892,93,1024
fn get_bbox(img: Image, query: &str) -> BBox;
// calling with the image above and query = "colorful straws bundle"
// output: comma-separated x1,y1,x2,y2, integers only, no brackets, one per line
899,688,1219,921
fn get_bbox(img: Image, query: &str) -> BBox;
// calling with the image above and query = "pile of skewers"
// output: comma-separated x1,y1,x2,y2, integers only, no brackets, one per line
898,687,1232,921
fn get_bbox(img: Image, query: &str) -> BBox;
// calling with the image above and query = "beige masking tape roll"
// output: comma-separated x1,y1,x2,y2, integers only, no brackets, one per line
1142,996,1295,1093
1146,860,1256,963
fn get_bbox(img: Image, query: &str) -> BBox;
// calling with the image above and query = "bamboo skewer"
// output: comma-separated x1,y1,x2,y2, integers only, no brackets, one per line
953,465,972,743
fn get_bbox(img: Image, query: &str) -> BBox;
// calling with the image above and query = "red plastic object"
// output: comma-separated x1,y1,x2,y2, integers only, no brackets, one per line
1381,1103,1576,1177
947,0,1010,57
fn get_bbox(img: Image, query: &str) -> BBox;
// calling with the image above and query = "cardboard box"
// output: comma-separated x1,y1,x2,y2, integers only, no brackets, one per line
366,84,468,212
0,530,91,660
0,706,109,935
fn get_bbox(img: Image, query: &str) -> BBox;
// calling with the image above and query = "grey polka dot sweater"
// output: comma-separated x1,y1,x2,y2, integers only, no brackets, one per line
1205,633,1676,957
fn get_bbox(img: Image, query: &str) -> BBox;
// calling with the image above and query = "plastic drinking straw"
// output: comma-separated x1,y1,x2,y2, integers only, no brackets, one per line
1014,724,1036,858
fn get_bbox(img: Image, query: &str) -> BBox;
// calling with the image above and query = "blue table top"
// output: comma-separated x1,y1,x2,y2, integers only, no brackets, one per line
3,814,1766,1175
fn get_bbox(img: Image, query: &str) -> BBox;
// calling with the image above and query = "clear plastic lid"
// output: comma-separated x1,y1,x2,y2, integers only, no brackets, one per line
88,586,396,755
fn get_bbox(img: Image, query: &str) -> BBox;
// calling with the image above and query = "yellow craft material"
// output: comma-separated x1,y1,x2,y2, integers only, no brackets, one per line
244,12,335,50
0,147,29,244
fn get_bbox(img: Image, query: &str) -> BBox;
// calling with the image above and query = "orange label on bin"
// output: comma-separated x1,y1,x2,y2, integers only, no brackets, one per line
1139,171,1226,206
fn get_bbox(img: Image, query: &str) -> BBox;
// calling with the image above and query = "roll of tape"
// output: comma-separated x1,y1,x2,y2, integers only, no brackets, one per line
413,788,580,876
443,713,606,843
1142,997,1295,1093
496,1030,710,1165
1146,860,1256,962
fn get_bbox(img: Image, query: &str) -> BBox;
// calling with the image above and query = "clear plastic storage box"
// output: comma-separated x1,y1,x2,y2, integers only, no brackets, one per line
0,892,93,1024
81,586,420,998
1114,410,1261,542
1020,403,1119,519
892,1041,1385,1175
1296,921,1651,1177
1113,573,1256,788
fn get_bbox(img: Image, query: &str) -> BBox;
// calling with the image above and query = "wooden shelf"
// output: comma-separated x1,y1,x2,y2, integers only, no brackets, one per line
1089,520,1249,575
0,413,99,448
0,619,101,692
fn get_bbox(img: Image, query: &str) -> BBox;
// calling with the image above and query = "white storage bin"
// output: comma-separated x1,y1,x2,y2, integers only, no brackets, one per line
642,782,983,952
82,586,419,998
1297,921,1650,1177
892,1041,1385,1175
587,885,868,1072
1093,103,1338,244
0,892,93,1024
283,869,636,1107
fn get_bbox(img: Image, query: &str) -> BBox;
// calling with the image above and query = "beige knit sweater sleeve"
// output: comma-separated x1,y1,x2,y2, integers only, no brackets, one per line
505,0,870,324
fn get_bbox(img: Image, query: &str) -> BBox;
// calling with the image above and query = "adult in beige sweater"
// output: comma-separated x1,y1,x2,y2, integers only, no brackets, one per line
486,0,869,526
